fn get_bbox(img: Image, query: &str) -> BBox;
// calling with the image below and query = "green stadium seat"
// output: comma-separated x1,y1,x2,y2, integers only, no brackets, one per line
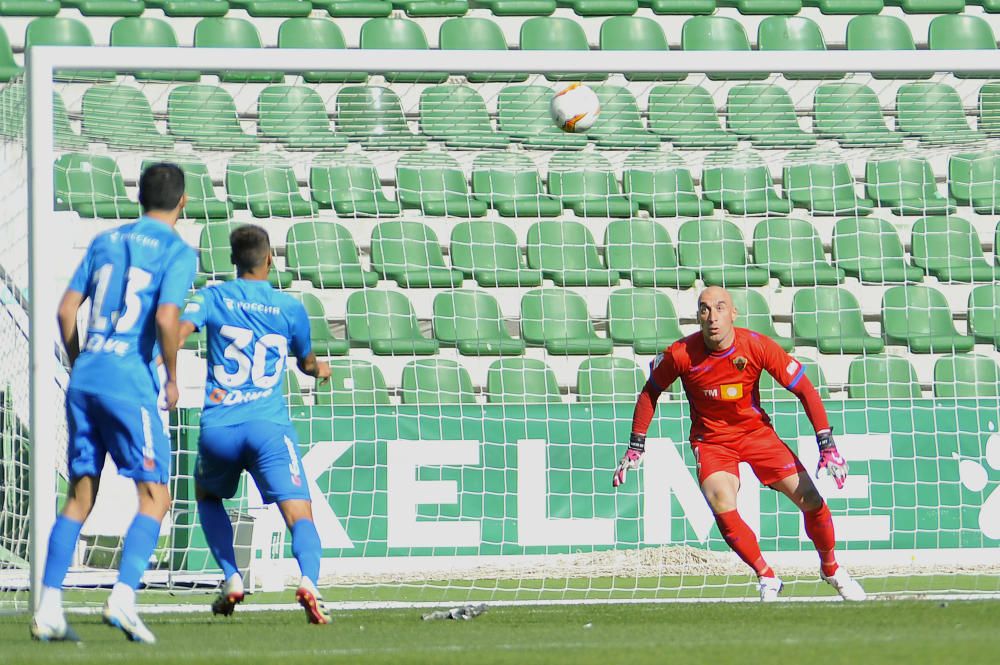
865,157,956,216
309,153,401,217
949,151,1000,214
758,17,841,80
758,358,829,401
439,18,526,83
846,354,921,399
196,222,293,288
728,289,793,351
831,217,923,284
753,218,845,286
622,153,713,219
603,219,698,288
227,156,318,218
701,163,792,216
54,154,140,219
547,152,636,217
911,216,1000,283
647,84,736,149
588,85,661,150
0,0,58,16
607,287,684,354
390,0,469,16
359,18,448,84
717,0,801,12
520,17,606,81
846,15,930,79
167,85,259,151
813,82,902,148
291,292,350,356
401,359,476,405
471,152,562,217
278,18,367,84
81,85,172,151
726,84,816,148
681,16,766,81
521,288,613,355
257,85,347,151
140,157,232,221
110,18,200,83
638,0,715,13
498,85,589,150
0,26,20,82
884,0,965,13
194,18,283,84
783,161,873,216
419,85,510,149
396,152,488,218
800,0,883,13
284,370,305,407
26,17,114,81
882,285,974,353
934,354,1000,398
59,0,143,16
979,83,1000,137
225,0,313,16
677,219,770,287
559,0,637,15
896,82,984,146
141,0,229,17
928,15,995,54
336,86,427,150
370,220,464,288
314,0,393,17
968,285,1000,347
451,221,543,288
527,220,620,287
486,358,561,404
346,290,439,355
285,221,379,288
433,289,526,356
315,359,391,406
577,357,645,403
792,287,883,353
600,17,683,82
3,89,86,150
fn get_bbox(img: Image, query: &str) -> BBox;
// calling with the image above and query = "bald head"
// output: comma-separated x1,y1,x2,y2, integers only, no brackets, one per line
697,286,738,351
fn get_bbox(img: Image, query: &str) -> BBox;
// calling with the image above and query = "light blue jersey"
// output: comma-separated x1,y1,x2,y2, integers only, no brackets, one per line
182,279,312,429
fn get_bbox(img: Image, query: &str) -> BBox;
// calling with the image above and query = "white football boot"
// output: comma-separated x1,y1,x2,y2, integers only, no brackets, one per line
758,576,784,603
103,591,156,644
30,609,80,642
822,567,867,601
295,577,331,625
211,573,246,617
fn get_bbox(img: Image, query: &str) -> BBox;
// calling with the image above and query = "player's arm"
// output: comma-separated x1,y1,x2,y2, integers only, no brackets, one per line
178,320,196,347
296,352,331,383
178,291,206,349
289,302,330,383
158,246,198,410
57,289,86,367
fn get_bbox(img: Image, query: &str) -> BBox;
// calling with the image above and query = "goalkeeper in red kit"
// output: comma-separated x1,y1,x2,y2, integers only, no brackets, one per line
613,286,866,602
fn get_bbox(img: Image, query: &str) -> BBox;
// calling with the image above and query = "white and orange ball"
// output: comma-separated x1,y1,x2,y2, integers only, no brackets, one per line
550,83,601,133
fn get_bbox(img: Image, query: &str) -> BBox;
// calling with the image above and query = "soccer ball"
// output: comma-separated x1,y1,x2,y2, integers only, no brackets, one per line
550,83,601,133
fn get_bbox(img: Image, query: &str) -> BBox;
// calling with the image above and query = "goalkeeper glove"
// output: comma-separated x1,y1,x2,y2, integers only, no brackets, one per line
612,433,646,488
815,429,848,489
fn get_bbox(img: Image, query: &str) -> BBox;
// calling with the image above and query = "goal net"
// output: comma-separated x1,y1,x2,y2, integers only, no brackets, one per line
2,46,1000,612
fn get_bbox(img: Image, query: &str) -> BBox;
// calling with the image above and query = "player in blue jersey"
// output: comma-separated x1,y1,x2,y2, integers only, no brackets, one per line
32,164,197,644
178,224,332,624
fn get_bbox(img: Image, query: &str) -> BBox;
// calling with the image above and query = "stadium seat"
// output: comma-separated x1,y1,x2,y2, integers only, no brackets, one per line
25,17,114,81
882,285,974,353
607,287,685,354
336,86,427,150
0,26,20,82
54,154,140,219
370,221,464,288
783,161,873,216
109,18,199,82
285,221,379,288
469,0,555,15
865,157,955,216
792,287,884,353
167,85,259,151
0,86,84,150
498,85,588,150
846,16,916,52
910,216,1000,283
639,0,716,13
54,0,138,17
589,86,661,150
226,156,319,218
758,16,841,80
949,151,1000,214
486,358,561,404
896,83,983,146
314,0,393,17
753,218,845,286
439,18,526,83
846,354,922,399
309,153,401,217
928,15,995,56
527,221,620,287
681,17,766,81
401,359,476,405
81,85,173,150
359,18,448,84
813,83,902,148
577,357,645,403
471,152,562,217
603,219,698,288
520,17,606,81
622,153,713,218
278,18,367,84
141,0,229,16
197,222,293,287
315,359,391,406
831,217,923,283
521,289,613,355
979,83,1000,137
717,0,801,12
291,292,349,356
257,85,347,151
284,370,305,407
968,285,1000,347
433,289,526,356
599,16,683,82
559,0,638,15
396,152,489,217
225,0,312,17
194,18,283,83
451,221,543,288
140,157,231,221
647,84,736,149
728,289,793,351
0,0,58,16
726,84,816,148
390,0,469,17
346,290,439,355
884,0,965,13
419,85,510,149
547,152,636,217
933,354,1000,398
677,219,770,287
758,359,829,401
701,163,791,216
800,0,883,12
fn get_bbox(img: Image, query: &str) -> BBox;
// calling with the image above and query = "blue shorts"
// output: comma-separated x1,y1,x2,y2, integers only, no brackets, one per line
65,388,170,484
196,421,310,504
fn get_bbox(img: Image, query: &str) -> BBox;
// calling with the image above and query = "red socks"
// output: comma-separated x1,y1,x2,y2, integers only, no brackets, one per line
804,502,839,577
714,510,774,579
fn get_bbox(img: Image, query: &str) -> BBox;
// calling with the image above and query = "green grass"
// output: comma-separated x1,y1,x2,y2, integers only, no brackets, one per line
3,600,999,664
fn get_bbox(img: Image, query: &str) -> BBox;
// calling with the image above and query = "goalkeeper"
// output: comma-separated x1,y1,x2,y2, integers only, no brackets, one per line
613,286,866,602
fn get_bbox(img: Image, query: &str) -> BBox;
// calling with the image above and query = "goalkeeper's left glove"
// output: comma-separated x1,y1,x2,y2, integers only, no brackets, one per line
815,428,848,489
612,433,646,488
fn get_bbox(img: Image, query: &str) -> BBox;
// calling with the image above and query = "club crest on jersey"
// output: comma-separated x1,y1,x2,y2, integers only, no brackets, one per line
732,356,748,371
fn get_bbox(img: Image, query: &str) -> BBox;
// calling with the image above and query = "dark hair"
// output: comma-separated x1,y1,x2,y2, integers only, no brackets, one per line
138,163,185,213
230,225,271,274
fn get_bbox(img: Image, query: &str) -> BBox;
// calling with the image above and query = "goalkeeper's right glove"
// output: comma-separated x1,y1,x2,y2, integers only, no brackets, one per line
612,433,646,488
816,428,848,490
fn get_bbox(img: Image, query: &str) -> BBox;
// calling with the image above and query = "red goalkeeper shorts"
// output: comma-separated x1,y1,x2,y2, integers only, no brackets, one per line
691,429,806,486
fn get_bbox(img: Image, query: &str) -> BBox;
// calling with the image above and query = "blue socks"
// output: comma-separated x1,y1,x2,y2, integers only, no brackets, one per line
42,515,83,589
197,499,239,580
291,519,321,583
118,513,161,589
